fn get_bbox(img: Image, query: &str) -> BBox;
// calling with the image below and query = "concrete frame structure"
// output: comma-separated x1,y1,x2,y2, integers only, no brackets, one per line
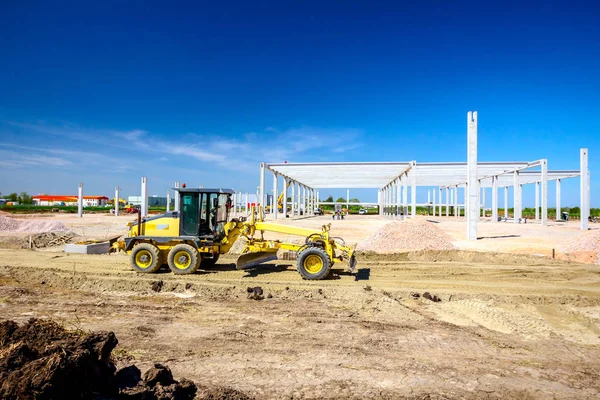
258,113,587,238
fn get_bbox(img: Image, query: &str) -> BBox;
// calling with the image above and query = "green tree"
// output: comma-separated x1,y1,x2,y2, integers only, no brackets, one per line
336,197,346,203
18,192,33,204
349,198,360,203
325,195,334,203
5,193,18,202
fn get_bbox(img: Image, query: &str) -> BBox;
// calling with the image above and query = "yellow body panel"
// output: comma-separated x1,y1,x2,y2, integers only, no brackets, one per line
128,215,180,237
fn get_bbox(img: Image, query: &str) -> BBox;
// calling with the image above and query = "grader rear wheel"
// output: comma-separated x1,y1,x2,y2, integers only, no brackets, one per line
296,247,331,280
130,243,161,273
167,244,200,275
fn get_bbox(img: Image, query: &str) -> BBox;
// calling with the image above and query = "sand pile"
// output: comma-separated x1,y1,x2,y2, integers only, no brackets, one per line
559,229,600,264
0,319,250,400
356,220,456,253
0,216,68,233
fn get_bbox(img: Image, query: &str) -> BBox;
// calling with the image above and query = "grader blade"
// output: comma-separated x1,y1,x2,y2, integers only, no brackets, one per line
348,254,357,273
236,252,278,270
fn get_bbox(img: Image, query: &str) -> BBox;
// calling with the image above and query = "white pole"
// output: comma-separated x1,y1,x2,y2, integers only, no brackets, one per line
504,186,508,219
581,148,589,230
114,186,120,217
273,173,278,220
166,191,170,213
78,183,83,218
467,111,478,240
141,177,148,217
283,179,288,218
260,163,265,213
411,166,417,217
535,182,540,220
542,159,548,225
491,176,497,222
556,179,561,221
174,181,180,212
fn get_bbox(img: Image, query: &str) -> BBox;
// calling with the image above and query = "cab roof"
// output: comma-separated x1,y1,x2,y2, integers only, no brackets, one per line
173,188,235,194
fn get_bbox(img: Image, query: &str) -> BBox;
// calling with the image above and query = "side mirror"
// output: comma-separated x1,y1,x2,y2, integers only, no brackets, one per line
213,198,218,208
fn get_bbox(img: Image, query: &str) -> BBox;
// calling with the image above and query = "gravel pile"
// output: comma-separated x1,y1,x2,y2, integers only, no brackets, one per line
356,219,456,253
559,229,600,264
0,216,69,233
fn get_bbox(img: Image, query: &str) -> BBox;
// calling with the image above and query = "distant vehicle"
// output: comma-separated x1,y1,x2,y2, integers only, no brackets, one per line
358,209,367,215
314,208,324,215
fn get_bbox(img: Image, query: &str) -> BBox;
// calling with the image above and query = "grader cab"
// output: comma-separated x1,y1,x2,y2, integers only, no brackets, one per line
119,187,356,280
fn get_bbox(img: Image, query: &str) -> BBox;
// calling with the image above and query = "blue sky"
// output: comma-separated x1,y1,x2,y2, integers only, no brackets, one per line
0,0,598,206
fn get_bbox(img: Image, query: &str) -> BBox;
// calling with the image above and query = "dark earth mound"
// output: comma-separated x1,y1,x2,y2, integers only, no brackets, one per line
0,319,250,400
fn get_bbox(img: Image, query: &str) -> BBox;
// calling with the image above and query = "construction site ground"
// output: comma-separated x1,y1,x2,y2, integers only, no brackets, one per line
1,213,600,399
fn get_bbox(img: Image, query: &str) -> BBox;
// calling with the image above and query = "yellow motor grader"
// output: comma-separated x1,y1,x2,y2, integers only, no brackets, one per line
115,188,356,280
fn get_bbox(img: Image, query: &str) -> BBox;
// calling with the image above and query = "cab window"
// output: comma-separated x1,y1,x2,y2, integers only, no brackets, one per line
181,193,199,235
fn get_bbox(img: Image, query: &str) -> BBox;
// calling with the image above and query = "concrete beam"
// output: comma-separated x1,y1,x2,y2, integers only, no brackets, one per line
467,111,478,240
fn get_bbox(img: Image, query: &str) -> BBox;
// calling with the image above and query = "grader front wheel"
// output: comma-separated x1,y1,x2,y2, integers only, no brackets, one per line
296,247,332,280
167,244,200,275
130,243,161,273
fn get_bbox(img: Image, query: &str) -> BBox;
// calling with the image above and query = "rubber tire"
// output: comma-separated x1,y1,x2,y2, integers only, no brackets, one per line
167,244,200,275
201,253,220,268
296,247,332,280
130,243,161,273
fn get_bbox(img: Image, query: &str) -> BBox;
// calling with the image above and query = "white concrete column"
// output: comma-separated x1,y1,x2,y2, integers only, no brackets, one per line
455,186,459,217
581,148,589,230
114,186,120,216
77,183,83,218
541,159,548,225
282,179,288,218
481,184,486,218
378,190,383,216
491,176,497,222
445,187,449,216
504,186,508,219
427,190,431,215
513,171,521,223
556,179,561,221
166,191,170,213
259,163,265,212
535,182,540,220
141,177,148,217
245,193,249,213
174,182,180,212
438,187,442,216
411,168,417,217
467,111,478,240
403,177,408,217
432,187,436,216
290,182,295,216
396,179,401,218
273,173,278,220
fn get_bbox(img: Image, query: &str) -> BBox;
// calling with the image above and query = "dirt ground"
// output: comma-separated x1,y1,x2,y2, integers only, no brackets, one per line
1,213,600,399
1,247,600,399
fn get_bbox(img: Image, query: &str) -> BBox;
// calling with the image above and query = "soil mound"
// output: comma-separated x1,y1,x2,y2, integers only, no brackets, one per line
0,319,202,400
0,216,69,233
356,220,456,254
559,229,600,264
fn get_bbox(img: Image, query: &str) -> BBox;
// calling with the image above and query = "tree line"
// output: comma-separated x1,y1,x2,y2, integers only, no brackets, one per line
1,192,34,204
